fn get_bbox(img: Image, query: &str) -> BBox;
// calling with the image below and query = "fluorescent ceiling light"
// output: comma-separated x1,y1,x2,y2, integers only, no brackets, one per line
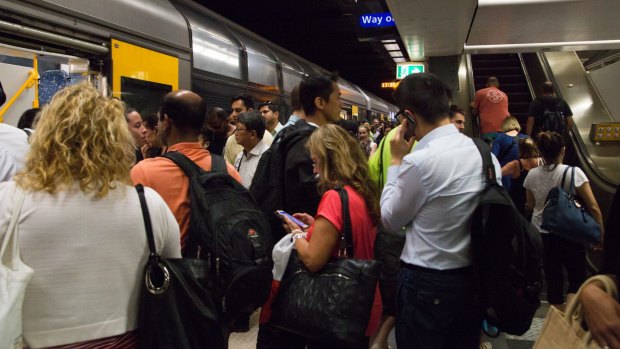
393,57,406,62
383,44,400,51
464,39,620,51
389,51,403,57
381,39,396,43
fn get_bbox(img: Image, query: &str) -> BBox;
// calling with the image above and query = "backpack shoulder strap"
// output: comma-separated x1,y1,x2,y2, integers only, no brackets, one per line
336,186,354,258
164,151,203,178
473,138,496,186
210,154,227,174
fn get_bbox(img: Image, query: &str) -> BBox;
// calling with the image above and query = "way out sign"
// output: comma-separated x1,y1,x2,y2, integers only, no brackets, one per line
397,63,425,79
359,12,396,28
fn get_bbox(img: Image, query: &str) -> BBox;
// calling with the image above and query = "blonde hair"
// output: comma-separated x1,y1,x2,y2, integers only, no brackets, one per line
307,124,380,224
502,115,521,132
15,82,135,197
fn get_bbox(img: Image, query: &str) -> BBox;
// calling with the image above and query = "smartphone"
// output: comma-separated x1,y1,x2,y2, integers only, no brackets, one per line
274,210,309,229
401,111,416,141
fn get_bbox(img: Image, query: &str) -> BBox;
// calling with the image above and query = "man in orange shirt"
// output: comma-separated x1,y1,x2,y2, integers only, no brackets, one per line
470,76,509,140
131,90,241,246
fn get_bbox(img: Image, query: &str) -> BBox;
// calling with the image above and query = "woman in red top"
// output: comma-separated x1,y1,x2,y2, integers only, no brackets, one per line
281,124,382,348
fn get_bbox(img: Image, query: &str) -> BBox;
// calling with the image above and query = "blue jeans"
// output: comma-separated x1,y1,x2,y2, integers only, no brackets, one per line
396,265,482,349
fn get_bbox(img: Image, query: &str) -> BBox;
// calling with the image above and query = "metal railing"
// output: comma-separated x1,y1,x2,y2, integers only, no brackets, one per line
0,55,38,123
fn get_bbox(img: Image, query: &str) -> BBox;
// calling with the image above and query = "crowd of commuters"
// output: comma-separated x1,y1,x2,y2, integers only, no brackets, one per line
0,71,616,349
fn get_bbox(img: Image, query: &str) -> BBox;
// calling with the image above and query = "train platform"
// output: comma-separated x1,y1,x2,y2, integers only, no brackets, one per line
229,302,551,349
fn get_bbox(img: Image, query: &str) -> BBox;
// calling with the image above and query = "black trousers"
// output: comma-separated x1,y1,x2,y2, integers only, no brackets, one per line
541,233,586,304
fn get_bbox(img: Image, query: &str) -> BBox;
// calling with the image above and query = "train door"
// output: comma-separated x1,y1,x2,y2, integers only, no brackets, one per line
111,39,179,117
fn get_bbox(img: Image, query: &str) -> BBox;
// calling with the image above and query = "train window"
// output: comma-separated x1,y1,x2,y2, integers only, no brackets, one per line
268,46,305,92
186,13,243,80
121,77,172,117
237,33,278,88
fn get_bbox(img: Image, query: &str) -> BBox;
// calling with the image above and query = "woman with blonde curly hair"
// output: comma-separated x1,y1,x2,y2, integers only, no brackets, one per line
277,123,382,349
0,82,181,349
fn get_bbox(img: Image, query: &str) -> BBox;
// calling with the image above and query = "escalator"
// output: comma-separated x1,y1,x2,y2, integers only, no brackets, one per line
468,51,619,272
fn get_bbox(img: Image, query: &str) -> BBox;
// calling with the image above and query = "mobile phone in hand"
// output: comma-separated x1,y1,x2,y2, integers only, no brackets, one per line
275,210,309,229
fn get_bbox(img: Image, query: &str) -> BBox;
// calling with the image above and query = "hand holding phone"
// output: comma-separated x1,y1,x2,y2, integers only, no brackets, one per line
275,210,309,229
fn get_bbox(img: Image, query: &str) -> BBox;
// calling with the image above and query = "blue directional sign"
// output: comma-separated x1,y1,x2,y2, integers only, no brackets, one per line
359,12,396,28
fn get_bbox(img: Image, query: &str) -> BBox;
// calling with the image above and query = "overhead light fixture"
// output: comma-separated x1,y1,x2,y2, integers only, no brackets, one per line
383,43,400,51
464,39,620,51
389,51,403,58
381,39,397,43
393,57,406,62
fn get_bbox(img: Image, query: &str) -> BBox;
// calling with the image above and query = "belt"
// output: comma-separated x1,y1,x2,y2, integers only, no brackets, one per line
401,262,472,275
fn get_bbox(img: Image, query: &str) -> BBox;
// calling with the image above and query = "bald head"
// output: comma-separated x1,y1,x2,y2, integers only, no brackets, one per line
486,77,499,88
542,81,555,95
159,90,207,131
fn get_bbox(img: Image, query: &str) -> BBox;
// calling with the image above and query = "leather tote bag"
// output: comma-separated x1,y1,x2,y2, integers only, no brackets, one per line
135,185,227,349
533,274,618,349
0,187,33,349
541,167,601,244
270,186,381,344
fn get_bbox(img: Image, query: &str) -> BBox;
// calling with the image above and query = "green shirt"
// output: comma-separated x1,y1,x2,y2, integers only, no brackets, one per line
368,126,417,189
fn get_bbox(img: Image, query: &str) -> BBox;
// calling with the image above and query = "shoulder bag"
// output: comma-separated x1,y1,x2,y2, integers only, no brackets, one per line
0,186,33,349
533,274,617,349
541,167,601,244
269,186,381,344
135,184,228,349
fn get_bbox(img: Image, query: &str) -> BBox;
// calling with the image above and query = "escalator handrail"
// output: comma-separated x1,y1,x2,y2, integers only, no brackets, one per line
537,52,617,193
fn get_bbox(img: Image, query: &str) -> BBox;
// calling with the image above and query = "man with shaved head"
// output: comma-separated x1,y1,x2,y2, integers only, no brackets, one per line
131,90,241,246
470,76,509,140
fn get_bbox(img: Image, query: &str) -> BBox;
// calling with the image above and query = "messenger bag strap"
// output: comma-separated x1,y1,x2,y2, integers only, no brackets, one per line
472,138,496,186
136,184,158,259
336,185,354,258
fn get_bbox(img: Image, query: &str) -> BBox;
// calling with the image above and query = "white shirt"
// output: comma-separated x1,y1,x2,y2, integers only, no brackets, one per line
271,122,284,137
523,164,588,234
0,123,29,181
0,181,181,348
234,141,270,189
381,124,501,270
223,130,273,165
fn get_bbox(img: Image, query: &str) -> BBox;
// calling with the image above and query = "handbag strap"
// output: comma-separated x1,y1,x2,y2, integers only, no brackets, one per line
565,274,618,343
335,185,354,258
136,184,159,260
559,166,575,195
0,186,26,267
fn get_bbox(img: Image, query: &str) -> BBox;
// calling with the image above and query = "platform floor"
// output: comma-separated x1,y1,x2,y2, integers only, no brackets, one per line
228,302,550,349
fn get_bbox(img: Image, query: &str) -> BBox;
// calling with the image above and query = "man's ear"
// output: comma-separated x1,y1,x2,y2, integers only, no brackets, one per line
314,96,324,111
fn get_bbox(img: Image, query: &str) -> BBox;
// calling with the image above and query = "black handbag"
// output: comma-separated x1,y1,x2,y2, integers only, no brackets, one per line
541,167,601,244
270,186,381,344
135,184,228,349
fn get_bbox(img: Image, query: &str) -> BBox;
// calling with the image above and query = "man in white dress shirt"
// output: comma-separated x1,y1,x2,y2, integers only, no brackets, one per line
380,73,501,349
234,111,269,189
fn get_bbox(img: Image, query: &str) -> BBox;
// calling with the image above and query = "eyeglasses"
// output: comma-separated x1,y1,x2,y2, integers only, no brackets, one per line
395,109,415,125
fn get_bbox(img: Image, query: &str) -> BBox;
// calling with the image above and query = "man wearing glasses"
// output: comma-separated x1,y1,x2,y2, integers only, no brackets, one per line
223,94,273,165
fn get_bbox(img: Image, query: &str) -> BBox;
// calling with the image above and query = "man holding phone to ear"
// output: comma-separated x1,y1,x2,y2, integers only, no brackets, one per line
380,73,501,349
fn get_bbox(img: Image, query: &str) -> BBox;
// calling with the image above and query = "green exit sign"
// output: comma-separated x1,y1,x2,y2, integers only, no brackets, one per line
397,63,425,79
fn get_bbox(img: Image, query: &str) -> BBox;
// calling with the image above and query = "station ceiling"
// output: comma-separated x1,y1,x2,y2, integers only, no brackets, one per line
195,0,404,103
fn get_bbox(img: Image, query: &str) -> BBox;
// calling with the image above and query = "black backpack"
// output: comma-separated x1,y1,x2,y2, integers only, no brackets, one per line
538,98,567,133
249,123,315,241
164,152,273,316
470,139,544,335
